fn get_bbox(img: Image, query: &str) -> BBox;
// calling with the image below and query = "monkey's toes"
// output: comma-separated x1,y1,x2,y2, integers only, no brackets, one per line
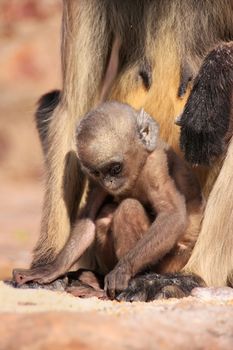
13,269,33,286
36,274,59,284
10,272,68,290
116,289,147,302
67,285,107,299
12,268,57,286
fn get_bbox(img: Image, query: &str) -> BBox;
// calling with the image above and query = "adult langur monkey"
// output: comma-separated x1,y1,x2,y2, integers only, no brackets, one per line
18,1,233,299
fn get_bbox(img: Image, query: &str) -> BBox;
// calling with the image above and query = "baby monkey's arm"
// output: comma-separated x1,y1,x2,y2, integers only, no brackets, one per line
13,184,107,285
105,180,187,298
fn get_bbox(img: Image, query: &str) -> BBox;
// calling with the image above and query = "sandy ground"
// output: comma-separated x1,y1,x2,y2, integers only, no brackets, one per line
1,281,233,350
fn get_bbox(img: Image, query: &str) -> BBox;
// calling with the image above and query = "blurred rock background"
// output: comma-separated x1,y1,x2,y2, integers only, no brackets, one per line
0,0,62,279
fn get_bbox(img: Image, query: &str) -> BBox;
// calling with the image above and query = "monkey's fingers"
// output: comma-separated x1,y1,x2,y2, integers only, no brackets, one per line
105,269,131,299
104,273,116,299
104,282,115,300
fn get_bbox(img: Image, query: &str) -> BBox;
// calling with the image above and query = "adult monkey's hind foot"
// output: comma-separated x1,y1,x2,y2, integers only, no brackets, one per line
11,269,106,298
117,273,206,302
13,263,65,286
6,276,68,291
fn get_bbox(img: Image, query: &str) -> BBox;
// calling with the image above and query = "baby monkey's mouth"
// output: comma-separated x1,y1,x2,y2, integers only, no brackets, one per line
103,184,133,199
100,179,126,195
102,183,123,194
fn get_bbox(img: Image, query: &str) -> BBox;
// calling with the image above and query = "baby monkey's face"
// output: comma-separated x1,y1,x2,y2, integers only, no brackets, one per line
80,156,133,195
76,101,158,195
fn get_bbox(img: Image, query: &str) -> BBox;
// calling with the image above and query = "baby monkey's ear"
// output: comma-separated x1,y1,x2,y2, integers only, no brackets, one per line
136,109,159,151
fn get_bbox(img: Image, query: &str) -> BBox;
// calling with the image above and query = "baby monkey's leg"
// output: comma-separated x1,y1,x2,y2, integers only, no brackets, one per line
65,203,117,298
112,199,151,259
66,203,117,299
95,199,150,272
103,199,151,298
66,199,150,298
95,203,118,274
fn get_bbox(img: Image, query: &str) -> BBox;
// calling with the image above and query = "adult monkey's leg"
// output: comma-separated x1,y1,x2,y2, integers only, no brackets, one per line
118,43,233,301
185,136,233,287
31,1,110,267
181,43,233,287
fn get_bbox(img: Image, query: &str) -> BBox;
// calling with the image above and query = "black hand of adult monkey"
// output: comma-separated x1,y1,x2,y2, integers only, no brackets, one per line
116,273,206,302
179,42,233,165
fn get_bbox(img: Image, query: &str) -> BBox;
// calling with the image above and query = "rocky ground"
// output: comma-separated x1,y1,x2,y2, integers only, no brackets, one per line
0,2,233,349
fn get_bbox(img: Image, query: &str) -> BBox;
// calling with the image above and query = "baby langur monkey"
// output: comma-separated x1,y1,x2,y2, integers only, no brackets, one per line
13,101,204,299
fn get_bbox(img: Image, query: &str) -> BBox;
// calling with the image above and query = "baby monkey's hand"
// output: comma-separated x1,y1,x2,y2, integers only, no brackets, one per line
104,260,132,299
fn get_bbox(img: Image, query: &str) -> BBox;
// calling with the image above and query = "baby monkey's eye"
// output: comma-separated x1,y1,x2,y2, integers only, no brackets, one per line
90,169,101,178
109,163,122,177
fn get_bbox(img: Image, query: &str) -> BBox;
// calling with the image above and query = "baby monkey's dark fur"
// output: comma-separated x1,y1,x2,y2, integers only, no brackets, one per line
13,101,204,299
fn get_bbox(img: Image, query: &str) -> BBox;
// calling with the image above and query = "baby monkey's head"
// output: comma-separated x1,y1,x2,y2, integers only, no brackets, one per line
76,101,159,195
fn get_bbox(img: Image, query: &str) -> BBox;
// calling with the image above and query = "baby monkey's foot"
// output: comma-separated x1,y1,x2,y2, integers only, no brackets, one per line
66,269,107,299
117,273,205,302
13,264,63,286
67,284,107,299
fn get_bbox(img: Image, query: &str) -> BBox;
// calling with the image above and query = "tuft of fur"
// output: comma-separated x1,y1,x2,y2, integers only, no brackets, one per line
117,273,205,302
179,43,233,165
35,90,60,154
